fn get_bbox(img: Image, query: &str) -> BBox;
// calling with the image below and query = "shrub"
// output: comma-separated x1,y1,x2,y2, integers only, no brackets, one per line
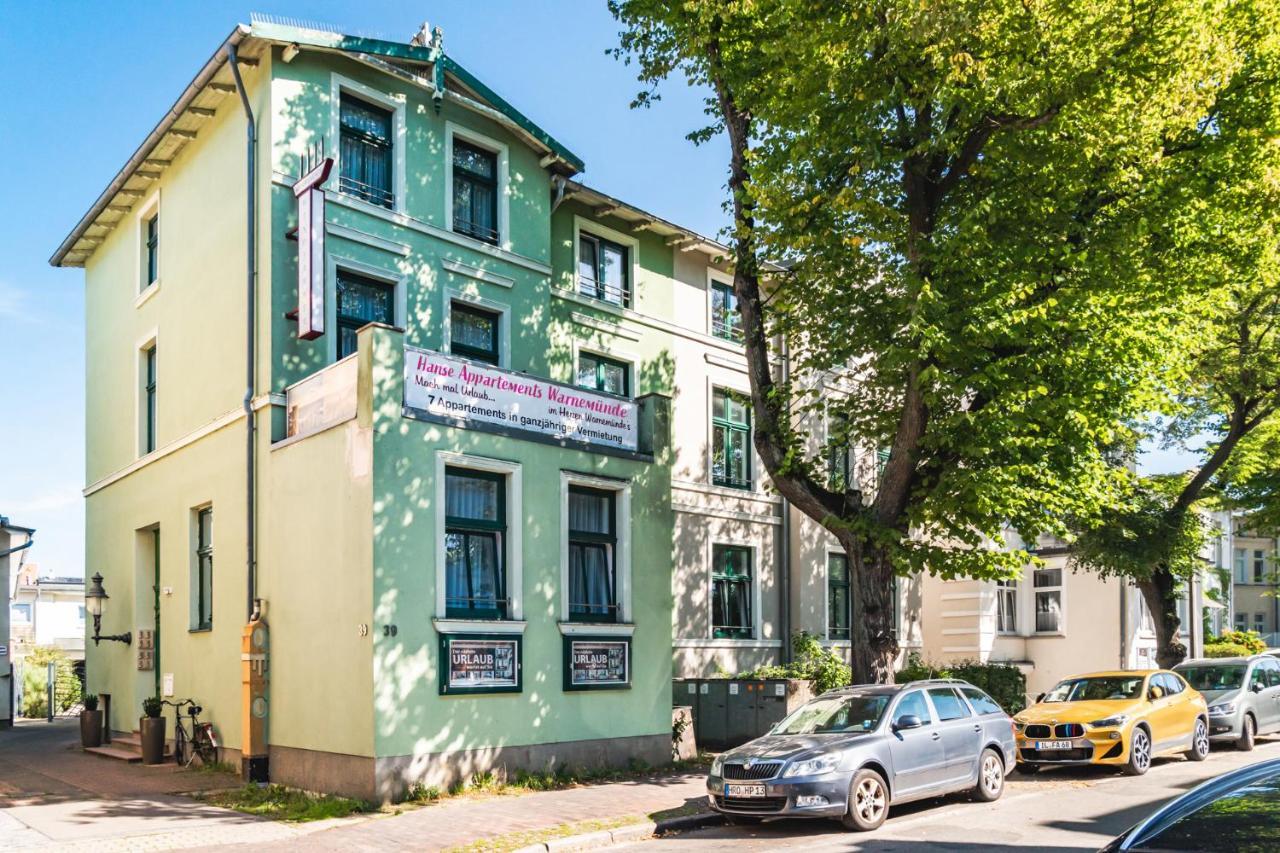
897,652,1027,715
1204,641,1255,658
19,646,81,718
83,694,99,711
142,696,163,718
738,631,852,694
1209,630,1266,654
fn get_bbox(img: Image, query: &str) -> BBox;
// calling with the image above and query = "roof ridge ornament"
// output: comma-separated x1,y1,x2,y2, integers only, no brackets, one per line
410,21,443,52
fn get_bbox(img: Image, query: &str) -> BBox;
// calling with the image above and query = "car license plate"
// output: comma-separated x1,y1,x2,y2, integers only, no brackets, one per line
725,784,767,798
1035,740,1073,750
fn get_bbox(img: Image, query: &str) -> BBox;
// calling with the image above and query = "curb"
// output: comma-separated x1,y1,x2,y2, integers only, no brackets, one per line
513,811,723,853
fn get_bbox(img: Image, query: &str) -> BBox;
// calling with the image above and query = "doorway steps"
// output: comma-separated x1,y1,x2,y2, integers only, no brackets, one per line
84,730,171,763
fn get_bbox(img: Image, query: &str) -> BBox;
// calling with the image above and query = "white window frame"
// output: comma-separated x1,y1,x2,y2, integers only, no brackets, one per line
434,451,524,624
442,288,511,368
444,122,511,251
572,215,641,308
135,329,159,458
995,577,1018,635
707,539,761,641
705,268,742,344
1031,565,1065,635
571,342,637,398
559,471,633,625
135,191,161,305
824,547,851,645
329,73,407,214
326,256,407,363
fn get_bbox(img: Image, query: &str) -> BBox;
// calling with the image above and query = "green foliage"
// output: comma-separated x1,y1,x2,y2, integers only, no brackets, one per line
204,784,372,822
405,783,441,803
142,696,162,718
1204,641,1256,658
20,646,81,717
1211,630,1267,654
738,631,852,694
897,653,1027,715
82,694,99,712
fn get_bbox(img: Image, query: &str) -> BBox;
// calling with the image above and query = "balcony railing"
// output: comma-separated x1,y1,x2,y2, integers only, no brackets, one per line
338,175,394,209
578,275,631,309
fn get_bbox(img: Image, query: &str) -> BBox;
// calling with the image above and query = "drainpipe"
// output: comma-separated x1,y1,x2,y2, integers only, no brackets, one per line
1119,581,1128,670
227,45,258,622
778,339,792,664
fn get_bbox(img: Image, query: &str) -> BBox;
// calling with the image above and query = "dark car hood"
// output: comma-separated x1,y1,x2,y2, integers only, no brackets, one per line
725,733,868,762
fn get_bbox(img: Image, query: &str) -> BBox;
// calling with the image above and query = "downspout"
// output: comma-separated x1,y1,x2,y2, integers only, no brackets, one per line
779,340,792,664
227,45,259,622
0,535,35,559
1119,581,1128,669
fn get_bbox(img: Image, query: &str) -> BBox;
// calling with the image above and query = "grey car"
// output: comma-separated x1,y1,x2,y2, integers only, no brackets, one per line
1174,655,1280,749
706,678,1016,831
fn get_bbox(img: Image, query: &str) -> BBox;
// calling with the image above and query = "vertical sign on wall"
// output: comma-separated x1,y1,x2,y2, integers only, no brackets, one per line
292,155,333,341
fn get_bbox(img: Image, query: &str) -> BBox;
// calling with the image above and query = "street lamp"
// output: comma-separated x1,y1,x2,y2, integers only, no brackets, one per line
85,572,132,646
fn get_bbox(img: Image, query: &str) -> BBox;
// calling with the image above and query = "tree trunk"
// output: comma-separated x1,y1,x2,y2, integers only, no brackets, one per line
843,533,900,684
1138,570,1186,670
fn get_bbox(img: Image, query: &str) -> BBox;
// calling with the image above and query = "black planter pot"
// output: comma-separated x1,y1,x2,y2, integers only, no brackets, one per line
79,710,103,748
140,716,167,765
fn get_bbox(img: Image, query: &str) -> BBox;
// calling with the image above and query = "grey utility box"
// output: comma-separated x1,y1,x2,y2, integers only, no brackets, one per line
673,678,813,751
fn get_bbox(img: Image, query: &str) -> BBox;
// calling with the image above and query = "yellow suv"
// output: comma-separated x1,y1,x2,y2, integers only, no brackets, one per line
1012,670,1208,776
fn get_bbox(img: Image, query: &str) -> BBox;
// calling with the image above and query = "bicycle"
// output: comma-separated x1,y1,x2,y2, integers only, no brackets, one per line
162,698,219,767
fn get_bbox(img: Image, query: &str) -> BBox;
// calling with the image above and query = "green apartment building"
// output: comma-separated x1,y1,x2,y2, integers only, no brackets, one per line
52,17,922,799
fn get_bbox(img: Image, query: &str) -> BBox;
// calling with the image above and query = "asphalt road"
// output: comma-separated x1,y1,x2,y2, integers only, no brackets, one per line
618,736,1280,852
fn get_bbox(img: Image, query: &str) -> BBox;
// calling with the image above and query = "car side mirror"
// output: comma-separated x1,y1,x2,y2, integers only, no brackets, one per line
1148,686,1164,701
893,714,923,731
1251,682,1264,694
1035,693,1045,704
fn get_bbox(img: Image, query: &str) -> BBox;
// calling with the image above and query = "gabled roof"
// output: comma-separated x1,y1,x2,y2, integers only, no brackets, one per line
50,19,585,268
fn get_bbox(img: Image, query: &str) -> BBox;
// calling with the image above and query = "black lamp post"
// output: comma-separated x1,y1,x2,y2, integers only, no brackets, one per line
86,572,132,646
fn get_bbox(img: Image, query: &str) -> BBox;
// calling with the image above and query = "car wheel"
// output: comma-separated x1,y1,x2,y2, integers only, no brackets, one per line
1185,718,1210,762
841,768,889,832
1123,727,1151,776
1237,714,1256,752
973,749,1005,802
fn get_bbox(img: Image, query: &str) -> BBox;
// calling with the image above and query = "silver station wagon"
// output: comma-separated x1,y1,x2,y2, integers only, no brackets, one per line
707,678,1017,831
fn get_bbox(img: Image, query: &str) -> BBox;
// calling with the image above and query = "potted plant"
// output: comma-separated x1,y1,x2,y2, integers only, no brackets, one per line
140,696,166,764
79,694,102,749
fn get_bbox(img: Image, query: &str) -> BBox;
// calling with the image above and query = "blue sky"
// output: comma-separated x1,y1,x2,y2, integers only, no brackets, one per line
0,2,1192,579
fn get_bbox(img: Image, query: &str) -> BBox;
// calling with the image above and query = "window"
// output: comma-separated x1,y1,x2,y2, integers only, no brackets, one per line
828,554,850,641
144,213,159,289
444,468,506,619
890,573,900,639
1236,611,1247,631
452,140,499,244
567,486,617,622
1262,659,1280,688
78,605,86,621
927,687,971,721
1159,673,1186,695
336,271,395,359
893,691,932,726
1033,567,1063,633
577,352,630,397
450,302,500,365
1250,665,1269,693
710,279,743,342
711,545,752,639
1139,594,1155,634
142,344,157,454
195,508,213,630
338,94,394,208
959,686,1004,716
997,578,1017,634
11,603,31,622
1253,549,1267,583
711,388,751,489
578,231,630,307
827,412,852,491
1234,548,1248,583
1256,612,1267,633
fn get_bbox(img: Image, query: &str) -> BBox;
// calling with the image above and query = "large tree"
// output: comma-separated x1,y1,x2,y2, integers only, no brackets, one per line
1073,9,1280,666
612,0,1252,681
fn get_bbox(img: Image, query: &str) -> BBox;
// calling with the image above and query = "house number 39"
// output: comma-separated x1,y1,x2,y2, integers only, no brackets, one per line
383,625,398,637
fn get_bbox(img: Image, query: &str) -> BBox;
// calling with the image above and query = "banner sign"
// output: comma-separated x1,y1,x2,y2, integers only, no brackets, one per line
293,156,333,341
440,635,521,695
563,637,631,691
404,346,639,453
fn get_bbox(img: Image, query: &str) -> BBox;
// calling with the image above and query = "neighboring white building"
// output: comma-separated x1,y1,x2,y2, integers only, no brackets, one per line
1,516,37,728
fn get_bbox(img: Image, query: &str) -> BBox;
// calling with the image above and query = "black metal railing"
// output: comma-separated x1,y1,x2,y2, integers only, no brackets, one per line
338,175,394,209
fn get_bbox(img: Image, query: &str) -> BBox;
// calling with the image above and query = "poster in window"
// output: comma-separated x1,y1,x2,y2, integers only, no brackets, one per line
440,635,521,695
564,637,630,691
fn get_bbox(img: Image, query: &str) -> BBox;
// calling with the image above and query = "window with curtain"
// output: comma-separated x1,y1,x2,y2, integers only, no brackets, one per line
195,508,213,630
338,94,394,208
827,411,852,492
578,232,630,307
576,352,629,397
567,486,617,622
144,213,159,289
712,545,753,638
452,139,499,244
450,302,500,364
711,388,751,489
336,271,395,359
997,578,1017,634
828,553,850,640
710,279,743,342
143,345,157,454
444,468,506,619
1033,567,1063,633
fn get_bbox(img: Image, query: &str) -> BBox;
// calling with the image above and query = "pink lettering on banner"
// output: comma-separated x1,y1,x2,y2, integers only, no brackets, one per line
403,346,639,452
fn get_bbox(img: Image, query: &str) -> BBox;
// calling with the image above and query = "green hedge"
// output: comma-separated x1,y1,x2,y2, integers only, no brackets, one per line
1208,630,1266,654
896,653,1027,715
1204,641,1255,658
738,631,852,695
